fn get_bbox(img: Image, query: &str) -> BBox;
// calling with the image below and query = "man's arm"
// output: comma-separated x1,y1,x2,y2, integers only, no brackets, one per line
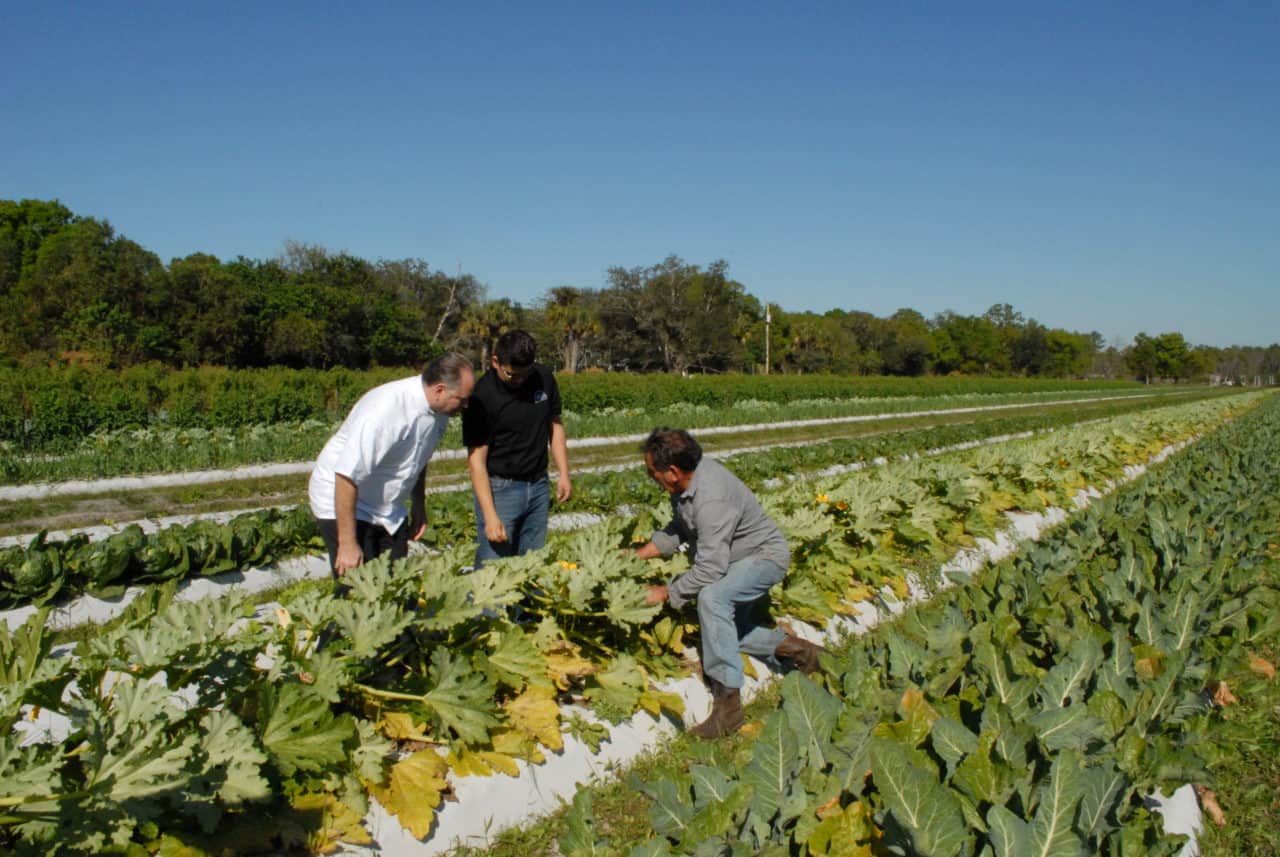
334,473,363,575
633,540,663,561
467,445,508,544
409,466,428,540
550,417,571,503
666,501,736,608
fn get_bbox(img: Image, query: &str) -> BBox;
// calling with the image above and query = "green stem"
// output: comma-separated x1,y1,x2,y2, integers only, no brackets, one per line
0,789,88,809
353,683,427,703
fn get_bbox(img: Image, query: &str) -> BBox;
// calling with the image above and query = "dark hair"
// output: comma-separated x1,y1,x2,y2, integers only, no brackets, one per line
494,329,537,367
422,352,473,388
641,427,703,472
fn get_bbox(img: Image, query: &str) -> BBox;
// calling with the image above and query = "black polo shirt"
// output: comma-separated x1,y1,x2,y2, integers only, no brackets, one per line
461,363,562,480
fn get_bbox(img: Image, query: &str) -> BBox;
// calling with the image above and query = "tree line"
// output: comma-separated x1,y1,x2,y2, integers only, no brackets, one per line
2,198,1276,383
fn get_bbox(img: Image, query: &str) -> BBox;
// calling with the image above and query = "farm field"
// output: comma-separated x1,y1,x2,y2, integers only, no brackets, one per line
0,388,1271,856
0,387,1220,538
465,392,1280,857
0,384,1189,487
0,389,1232,609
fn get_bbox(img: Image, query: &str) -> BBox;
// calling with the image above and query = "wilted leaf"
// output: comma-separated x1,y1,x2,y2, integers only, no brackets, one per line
506,685,563,751
1247,652,1276,680
291,792,373,850
1195,784,1226,827
1209,681,1238,706
371,750,448,839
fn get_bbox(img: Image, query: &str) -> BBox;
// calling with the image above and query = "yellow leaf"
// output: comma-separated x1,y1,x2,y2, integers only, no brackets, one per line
545,652,597,690
506,686,563,751
741,653,759,679
887,577,910,599
844,582,875,603
898,688,938,723
815,796,841,819
1135,657,1162,681
638,689,685,718
478,750,520,777
446,748,521,778
380,711,433,742
491,728,546,764
739,721,764,738
808,801,875,857
371,750,448,839
291,793,373,851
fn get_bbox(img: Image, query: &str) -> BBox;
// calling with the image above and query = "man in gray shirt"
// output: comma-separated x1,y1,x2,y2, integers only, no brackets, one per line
634,427,824,738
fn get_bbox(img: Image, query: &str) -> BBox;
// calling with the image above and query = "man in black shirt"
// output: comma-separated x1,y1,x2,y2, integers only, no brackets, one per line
462,330,572,566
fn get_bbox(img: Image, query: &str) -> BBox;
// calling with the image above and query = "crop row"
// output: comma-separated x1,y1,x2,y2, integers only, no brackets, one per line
0,393,1226,613
0,392,1262,855
0,365,1140,449
559,393,1280,856
0,387,1188,486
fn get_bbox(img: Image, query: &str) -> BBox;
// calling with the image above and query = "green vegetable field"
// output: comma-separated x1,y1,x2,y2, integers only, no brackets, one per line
0,383,1274,856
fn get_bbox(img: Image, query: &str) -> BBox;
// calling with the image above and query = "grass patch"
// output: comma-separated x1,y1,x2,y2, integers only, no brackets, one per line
444,682,785,857
1195,540,1280,857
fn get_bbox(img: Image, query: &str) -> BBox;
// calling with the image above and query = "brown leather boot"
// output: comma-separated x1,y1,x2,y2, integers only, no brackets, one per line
689,680,744,739
775,634,826,675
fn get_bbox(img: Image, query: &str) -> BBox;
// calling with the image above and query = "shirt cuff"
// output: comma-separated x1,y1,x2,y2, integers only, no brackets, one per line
649,531,679,556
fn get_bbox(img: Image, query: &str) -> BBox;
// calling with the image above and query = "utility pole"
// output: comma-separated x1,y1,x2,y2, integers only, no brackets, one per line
764,304,772,375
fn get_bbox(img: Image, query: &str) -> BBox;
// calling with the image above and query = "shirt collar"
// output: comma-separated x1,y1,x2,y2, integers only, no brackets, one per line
677,464,703,501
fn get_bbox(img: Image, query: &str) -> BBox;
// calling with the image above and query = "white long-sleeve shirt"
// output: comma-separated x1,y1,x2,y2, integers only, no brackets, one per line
308,376,449,533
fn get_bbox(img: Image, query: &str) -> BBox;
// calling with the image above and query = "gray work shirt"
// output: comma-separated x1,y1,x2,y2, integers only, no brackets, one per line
650,458,791,609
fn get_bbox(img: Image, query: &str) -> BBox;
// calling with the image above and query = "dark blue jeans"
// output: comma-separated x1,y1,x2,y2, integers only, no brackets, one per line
474,476,549,567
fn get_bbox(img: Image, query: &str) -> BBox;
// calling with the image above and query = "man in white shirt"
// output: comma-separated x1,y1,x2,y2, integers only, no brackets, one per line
310,353,475,575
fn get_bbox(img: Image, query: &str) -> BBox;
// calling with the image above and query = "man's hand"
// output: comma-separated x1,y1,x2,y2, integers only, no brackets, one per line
335,542,363,576
485,517,509,544
555,472,572,503
410,505,427,540
645,584,669,606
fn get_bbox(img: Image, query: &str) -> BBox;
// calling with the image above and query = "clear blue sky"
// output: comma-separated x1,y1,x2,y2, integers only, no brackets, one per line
4,2,1276,348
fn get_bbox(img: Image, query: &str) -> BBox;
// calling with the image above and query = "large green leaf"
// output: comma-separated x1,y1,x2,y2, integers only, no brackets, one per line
929,716,979,775
985,804,1028,857
743,710,799,822
486,628,550,690
1023,752,1087,857
1026,705,1106,752
583,654,646,717
868,735,967,857
690,764,735,810
196,709,270,805
257,683,354,776
681,781,749,846
1075,762,1127,840
1038,636,1103,708
603,578,663,628
781,672,841,768
560,788,607,857
425,648,501,744
331,598,413,658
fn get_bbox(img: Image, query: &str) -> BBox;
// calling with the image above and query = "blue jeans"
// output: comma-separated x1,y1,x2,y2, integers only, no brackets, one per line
474,476,550,567
696,555,788,689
